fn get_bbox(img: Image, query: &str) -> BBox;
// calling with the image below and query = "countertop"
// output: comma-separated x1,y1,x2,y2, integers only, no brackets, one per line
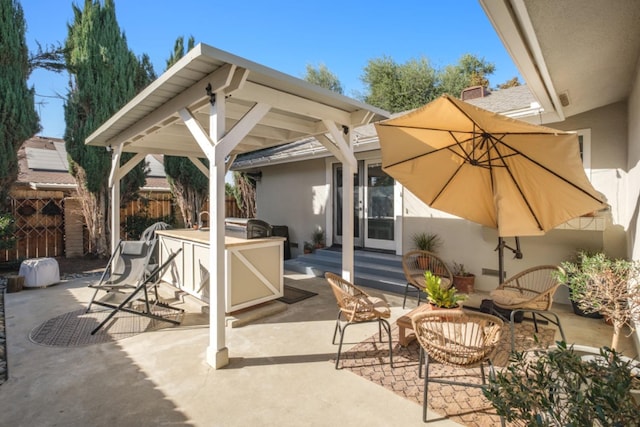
155,229,285,247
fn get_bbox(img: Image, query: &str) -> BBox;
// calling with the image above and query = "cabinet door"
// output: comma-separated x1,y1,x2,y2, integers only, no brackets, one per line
159,237,184,287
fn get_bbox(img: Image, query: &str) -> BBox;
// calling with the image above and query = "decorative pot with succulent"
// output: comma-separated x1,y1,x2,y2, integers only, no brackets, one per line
423,270,466,309
450,261,475,294
558,250,640,350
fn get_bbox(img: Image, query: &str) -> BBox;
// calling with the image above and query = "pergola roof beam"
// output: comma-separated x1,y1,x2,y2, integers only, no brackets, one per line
103,64,242,147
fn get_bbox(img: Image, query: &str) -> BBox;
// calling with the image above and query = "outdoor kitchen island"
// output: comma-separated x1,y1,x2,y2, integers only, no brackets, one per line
155,229,285,313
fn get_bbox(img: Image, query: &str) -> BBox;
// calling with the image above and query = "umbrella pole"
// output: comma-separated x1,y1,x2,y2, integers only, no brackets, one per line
498,237,505,284
497,237,523,284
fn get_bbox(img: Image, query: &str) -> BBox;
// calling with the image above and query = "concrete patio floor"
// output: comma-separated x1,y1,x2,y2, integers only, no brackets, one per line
0,271,636,427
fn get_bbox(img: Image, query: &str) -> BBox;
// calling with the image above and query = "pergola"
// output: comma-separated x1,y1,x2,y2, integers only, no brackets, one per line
86,43,389,368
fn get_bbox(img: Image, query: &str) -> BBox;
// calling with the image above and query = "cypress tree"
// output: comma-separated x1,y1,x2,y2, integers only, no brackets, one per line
0,0,40,210
64,0,154,256
163,36,209,227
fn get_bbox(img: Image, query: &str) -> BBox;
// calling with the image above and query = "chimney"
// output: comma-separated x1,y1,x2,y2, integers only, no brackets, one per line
460,86,490,101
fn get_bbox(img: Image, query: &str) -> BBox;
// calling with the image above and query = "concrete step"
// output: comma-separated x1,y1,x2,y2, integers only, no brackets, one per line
285,248,407,295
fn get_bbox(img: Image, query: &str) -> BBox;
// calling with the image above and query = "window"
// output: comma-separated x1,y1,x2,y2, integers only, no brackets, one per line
575,128,591,180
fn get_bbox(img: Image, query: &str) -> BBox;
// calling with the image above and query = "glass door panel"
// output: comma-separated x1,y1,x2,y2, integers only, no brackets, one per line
364,161,395,250
333,163,363,247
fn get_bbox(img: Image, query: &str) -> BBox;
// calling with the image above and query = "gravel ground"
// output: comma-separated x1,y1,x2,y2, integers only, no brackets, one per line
0,257,108,385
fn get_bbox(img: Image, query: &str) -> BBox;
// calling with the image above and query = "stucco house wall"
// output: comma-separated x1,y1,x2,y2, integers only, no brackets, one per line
628,66,640,262
254,157,328,258
547,101,629,260
626,62,640,349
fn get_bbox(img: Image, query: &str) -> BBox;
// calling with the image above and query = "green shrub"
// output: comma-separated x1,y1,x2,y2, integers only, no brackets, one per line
0,213,16,250
484,342,640,425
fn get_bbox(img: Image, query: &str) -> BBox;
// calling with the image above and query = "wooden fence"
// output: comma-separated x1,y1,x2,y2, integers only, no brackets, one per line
1,191,244,262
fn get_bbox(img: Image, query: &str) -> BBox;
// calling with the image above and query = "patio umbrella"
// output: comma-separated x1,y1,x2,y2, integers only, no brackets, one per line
375,95,607,278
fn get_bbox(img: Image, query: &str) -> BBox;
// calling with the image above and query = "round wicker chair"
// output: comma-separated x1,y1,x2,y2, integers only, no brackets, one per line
412,310,503,423
402,250,453,308
324,272,393,369
489,265,566,351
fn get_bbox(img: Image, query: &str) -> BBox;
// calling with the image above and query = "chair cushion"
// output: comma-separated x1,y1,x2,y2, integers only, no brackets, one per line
364,296,391,318
490,289,529,306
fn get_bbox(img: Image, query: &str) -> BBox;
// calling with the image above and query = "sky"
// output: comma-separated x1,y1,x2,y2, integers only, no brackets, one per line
22,0,521,139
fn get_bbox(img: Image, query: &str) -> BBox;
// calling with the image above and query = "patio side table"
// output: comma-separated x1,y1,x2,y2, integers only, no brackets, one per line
396,304,433,347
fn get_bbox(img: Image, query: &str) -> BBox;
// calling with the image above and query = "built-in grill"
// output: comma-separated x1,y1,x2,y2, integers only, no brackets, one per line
225,218,290,260
225,218,272,239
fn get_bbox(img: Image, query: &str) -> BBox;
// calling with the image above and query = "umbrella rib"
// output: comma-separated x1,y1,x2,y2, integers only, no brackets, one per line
384,146,451,169
488,136,545,231
498,139,605,204
431,162,464,205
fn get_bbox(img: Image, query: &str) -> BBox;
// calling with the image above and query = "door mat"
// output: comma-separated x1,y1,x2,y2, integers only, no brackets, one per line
29,306,182,347
333,322,555,426
277,285,318,304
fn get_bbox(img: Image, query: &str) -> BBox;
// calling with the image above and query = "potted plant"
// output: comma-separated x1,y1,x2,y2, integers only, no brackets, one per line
450,261,475,294
412,231,442,269
484,342,640,425
558,251,640,350
412,231,442,252
423,270,466,309
311,227,325,249
303,241,314,254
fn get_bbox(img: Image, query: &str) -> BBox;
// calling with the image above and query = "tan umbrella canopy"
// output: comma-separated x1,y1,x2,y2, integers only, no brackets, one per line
375,95,607,238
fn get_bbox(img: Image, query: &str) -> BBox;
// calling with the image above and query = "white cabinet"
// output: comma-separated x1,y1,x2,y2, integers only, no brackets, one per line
156,230,284,313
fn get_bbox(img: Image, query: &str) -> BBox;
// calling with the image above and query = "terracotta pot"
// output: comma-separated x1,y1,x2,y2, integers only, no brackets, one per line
453,274,475,294
428,303,461,310
417,255,429,270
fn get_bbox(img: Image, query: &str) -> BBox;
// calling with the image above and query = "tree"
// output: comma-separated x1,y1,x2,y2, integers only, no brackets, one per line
497,77,521,89
0,0,40,211
560,251,640,350
361,55,437,113
360,53,496,113
437,54,495,98
232,171,256,218
28,41,66,74
162,35,210,227
64,0,154,257
303,63,343,94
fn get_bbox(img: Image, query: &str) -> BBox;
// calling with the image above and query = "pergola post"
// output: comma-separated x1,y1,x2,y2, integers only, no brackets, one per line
109,144,123,254
208,93,229,368
341,127,355,282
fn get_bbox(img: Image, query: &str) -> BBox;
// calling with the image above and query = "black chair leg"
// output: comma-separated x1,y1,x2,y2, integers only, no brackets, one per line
380,319,393,368
332,311,342,345
403,283,410,308
422,354,430,422
335,322,352,369
509,310,519,352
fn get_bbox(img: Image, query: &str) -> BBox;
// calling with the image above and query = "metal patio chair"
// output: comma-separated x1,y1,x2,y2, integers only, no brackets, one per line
86,227,184,335
489,265,566,351
412,310,504,423
325,272,393,369
402,250,453,308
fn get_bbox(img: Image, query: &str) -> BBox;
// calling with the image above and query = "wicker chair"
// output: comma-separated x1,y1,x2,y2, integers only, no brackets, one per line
402,250,453,308
412,310,504,423
325,272,393,369
489,265,566,351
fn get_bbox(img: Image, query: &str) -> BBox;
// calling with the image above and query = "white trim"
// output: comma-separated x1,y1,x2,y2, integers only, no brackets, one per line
576,128,592,180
